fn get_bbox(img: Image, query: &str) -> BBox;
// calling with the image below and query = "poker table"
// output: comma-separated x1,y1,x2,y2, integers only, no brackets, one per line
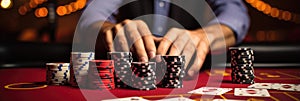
1,66,300,101
1,42,300,100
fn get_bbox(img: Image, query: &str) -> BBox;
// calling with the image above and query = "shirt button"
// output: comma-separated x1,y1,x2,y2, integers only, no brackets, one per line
159,1,165,7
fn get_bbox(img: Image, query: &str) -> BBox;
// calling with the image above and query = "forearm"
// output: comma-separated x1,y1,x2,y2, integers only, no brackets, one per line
207,0,250,44
194,24,236,51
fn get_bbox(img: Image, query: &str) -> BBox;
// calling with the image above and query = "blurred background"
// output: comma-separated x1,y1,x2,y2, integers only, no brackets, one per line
0,0,299,67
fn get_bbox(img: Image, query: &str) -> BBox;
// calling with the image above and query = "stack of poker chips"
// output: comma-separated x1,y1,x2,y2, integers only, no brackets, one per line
131,62,157,90
70,52,95,87
158,56,186,88
107,52,133,88
230,47,255,84
87,60,115,90
46,63,70,85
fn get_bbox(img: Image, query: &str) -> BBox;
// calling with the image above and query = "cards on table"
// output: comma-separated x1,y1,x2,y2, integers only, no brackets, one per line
157,97,194,101
212,99,246,101
248,83,300,91
234,88,270,97
188,87,232,95
102,97,149,101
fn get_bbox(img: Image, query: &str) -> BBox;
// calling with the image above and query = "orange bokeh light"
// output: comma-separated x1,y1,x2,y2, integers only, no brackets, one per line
29,1,37,8
71,2,79,11
282,11,292,21
35,7,48,18
56,6,67,16
263,4,271,14
270,8,279,18
77,0,86,9
18,6,27,15
66,4,73,13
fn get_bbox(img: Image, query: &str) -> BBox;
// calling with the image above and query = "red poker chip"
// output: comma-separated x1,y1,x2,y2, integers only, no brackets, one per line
99,78,115,83
90,60,114,66
94,66,114,69
94,82,115,86
88,82,115,90
97,84,115,90
99,73,114,78
98,69,114,73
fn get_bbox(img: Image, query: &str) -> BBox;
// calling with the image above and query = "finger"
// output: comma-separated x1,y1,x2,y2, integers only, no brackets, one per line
114,24,129,52
188,40,209,76
136,20,156,59
103,29,115,52
124,21,148,62
157,28,181,55
169,31,189,55
181,40,196,71
153,36,163,43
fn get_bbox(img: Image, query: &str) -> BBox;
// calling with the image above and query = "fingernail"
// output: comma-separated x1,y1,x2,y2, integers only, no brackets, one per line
156,55,162,62
139,57,148,62
148,51,155,59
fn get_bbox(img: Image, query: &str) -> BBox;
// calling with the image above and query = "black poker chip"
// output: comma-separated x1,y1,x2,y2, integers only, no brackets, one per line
158,83,183,88
230,47,255,84
162,55,185,60
165,61,185,65
232,69,254,74
133,85,157,90
132,76,156,81
232,79,255,84
133,72,156,77
132,68,155,73
107,52,132,59
231,74,255,79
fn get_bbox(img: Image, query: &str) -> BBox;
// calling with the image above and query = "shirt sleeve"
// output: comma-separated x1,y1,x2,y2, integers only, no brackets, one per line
207,0,250,43
79,0,122,27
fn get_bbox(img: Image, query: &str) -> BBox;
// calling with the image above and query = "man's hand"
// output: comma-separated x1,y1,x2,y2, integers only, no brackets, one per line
157,24,235,77
100,20,156,62
157,28,210,77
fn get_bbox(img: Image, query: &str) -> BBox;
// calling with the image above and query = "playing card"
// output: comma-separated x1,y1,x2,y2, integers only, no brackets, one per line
102,97,149,101
277,84,296,91
157,97,194,101
295,84,300,91
212,99,246,101
234,88,270,97
188,87,232,95
248,83,272,89
271,83,281,90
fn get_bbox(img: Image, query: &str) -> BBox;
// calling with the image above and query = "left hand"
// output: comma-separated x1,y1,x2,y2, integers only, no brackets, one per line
157,28,211,77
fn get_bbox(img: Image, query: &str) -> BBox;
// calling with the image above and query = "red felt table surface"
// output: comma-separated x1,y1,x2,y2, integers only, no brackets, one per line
1,67,300,101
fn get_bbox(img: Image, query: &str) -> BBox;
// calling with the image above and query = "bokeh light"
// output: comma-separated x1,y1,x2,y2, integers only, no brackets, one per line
1,0,12,9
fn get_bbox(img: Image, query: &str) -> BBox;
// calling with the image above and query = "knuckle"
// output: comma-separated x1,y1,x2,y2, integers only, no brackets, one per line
118,40,127,45
135,20,144,24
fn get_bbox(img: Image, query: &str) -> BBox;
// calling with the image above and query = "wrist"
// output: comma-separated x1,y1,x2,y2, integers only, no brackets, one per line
99,21,115,34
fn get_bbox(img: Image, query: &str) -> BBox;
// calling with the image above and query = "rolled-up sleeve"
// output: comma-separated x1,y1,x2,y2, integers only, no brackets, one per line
207,0,250,43
79,0,122,28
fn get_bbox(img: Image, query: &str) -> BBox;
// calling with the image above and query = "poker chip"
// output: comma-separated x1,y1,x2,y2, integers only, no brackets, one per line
87,59,116,90
107,52,132,58
46,63,70,86
130,62,157,90
71,52,95,59
158,55,185,88
107,52,133,89
230,47,255,84
69,52,95,87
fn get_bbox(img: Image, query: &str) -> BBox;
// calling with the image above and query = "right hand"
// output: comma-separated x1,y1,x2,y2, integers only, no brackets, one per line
100,19,156,62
